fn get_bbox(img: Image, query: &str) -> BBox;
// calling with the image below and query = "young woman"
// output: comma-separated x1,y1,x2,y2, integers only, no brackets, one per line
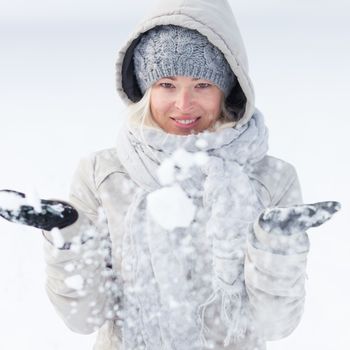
0,0,340,349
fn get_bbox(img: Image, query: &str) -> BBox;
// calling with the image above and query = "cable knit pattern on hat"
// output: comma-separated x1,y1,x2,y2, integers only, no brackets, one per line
133,25,236,96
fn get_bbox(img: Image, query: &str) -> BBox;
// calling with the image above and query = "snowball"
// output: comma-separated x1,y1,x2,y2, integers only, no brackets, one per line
64,275,84,290
195,138,208,149
157,158,176,185
172,148,195,171
64,263,76,272
25,187,42,213
0,191,27,210
156,147,209,187
193,151,209,166
50,227,65,248
147,185,196,230
48,203,65,215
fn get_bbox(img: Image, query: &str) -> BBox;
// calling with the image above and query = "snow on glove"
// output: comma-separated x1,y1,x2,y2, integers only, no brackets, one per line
0,189,78,231
259,201,341,236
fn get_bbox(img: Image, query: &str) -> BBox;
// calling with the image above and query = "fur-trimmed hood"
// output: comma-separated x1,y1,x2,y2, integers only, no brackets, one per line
115,0,255,127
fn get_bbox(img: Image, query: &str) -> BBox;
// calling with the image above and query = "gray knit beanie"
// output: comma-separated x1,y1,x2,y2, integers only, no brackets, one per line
133,25,236,97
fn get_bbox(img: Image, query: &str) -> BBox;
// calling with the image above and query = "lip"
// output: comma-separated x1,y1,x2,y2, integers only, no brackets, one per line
170,116,201,129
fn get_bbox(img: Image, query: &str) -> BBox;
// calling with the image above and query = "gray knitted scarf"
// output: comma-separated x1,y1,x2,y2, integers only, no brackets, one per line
116,110,268,349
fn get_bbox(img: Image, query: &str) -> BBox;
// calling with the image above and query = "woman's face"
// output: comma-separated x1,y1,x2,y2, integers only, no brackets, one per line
150,76,224,135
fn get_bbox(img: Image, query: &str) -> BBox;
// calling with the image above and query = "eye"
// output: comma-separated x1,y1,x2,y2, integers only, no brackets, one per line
196,83,211,89
159,82,175,89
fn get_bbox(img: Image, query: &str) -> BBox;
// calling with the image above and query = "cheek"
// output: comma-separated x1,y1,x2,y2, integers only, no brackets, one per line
214,93,224,116
150,93,170,116
203,97,222,117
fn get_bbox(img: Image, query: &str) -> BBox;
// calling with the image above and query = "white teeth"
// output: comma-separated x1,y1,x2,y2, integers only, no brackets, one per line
176,119,196,125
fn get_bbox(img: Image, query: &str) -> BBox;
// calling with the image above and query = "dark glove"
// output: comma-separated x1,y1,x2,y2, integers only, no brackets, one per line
0,189,78,231
259,201,341,235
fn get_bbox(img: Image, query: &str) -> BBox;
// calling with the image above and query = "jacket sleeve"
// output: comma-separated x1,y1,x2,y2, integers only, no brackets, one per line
43,155,119,335
245,164,309,341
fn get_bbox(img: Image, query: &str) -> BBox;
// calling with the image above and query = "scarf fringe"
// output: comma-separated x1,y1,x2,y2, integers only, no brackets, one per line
199,285,248,348
199,290,217,348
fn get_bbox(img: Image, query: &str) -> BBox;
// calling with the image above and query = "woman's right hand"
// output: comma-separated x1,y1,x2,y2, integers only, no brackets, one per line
0,189,78,231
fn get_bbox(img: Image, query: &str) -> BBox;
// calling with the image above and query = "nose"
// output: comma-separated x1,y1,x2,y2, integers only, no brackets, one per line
174,88,194,112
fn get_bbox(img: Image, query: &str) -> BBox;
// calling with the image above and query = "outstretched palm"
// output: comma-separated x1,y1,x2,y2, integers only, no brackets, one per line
259,201,341,235
0,189,78,231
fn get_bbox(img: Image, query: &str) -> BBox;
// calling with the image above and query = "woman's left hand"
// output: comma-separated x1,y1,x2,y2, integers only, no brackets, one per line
259,201,341,235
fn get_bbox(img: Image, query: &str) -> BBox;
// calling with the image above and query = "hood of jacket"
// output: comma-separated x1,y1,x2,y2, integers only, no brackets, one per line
115,0,255,127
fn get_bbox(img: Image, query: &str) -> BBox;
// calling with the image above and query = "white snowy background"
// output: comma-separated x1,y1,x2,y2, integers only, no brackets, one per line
0,0,349,349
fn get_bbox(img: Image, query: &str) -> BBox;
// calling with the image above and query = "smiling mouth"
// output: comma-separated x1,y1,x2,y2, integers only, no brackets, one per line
170,117,201,128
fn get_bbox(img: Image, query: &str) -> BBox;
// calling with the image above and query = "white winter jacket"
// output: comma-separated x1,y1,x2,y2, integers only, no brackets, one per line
44,150,308,350
44,0,309,349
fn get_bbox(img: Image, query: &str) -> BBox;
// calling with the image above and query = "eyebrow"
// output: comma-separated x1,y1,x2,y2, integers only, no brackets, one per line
163,76,200,81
